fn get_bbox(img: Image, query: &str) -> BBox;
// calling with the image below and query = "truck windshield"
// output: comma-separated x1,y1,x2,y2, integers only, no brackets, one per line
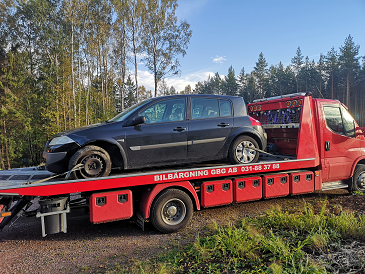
108,99,153,122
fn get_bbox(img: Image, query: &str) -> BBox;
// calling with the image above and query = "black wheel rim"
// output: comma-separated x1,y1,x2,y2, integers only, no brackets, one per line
80,155,105,177
161,198,186,225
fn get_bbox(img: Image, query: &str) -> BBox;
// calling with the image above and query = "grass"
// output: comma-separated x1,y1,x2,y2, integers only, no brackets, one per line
90,200,365,274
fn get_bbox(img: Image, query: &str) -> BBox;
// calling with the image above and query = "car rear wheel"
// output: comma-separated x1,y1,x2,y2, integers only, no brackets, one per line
68,145,112,179
228,135,260,164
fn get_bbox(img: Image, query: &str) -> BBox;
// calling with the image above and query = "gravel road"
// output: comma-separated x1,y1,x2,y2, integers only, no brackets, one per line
0,189,354,273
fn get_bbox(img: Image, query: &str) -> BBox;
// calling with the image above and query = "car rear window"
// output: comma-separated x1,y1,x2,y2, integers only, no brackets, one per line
191,98,232,119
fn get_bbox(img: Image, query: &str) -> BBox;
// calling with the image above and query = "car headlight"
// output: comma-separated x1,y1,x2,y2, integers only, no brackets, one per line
49,136,75,146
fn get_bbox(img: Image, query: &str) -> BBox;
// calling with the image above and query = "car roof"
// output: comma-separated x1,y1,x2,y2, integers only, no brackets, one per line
153,94,241,100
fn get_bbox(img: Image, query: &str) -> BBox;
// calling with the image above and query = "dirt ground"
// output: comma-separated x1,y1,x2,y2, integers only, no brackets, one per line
0,189,363,274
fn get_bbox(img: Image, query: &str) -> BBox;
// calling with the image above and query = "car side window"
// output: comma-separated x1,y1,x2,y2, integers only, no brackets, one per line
192,98,219,119
220,100,232,117
140,99,185,124
323,105,355,137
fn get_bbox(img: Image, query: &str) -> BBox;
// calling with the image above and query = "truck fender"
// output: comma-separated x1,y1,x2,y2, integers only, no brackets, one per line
350,156,365,177
139,181,200,219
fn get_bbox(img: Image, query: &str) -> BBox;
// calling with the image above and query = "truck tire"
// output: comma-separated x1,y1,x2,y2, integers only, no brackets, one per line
68,145,112,179
150,188,193,234
228,135,259,165
348,164,365,193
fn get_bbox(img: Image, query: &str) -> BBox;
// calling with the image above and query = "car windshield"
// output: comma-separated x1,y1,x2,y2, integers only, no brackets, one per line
108,99,153,122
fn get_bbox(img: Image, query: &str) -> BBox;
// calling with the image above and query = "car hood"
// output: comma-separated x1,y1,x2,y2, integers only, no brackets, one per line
52,122,106,138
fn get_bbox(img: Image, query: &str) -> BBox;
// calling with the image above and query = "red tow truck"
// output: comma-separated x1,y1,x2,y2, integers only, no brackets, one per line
0,92,365,236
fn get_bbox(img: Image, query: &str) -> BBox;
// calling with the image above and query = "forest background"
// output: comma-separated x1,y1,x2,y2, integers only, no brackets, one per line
0,0,364,169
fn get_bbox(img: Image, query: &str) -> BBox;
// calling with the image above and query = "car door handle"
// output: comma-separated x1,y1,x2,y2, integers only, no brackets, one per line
217,123,230,127
173,127,186,132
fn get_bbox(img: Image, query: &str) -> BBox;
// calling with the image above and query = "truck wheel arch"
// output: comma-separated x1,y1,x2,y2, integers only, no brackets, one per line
350,157,365,177
139,181,200,219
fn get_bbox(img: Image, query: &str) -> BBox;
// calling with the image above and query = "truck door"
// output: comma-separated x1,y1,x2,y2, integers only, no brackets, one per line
321,103,363,182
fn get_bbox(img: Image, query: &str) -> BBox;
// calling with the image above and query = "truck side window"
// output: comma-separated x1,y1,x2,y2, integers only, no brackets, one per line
340,106,355,137
323,106,343,134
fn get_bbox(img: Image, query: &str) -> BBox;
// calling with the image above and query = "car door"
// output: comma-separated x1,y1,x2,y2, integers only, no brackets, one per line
187,97,233,159
322,103,363,182
125,98,188,168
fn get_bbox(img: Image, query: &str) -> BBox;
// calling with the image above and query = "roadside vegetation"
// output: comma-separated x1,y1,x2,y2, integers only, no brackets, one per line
108,200,365,274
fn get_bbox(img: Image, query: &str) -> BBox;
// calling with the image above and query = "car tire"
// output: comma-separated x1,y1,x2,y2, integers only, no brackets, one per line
348,164,365,193
150,188,193,234
68,145,112,179
228,135,260,164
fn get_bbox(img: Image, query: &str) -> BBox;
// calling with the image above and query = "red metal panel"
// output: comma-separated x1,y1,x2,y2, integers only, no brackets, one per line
201,180,233,208
90,190,133,224
289,171,314,195
314,170,322,190
296,96,320,161
0,159,318,197
263,174,289,198
233,176,262,202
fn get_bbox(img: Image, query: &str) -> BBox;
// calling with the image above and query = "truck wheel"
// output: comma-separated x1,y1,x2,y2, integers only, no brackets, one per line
228,135,259,164
68,145,112,179
348,164,365,193
150,188,193,233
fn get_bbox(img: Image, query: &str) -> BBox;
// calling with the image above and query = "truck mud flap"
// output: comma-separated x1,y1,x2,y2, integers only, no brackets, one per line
135,210,145,231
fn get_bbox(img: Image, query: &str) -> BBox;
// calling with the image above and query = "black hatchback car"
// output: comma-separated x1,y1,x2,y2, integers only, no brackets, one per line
43,94,267,179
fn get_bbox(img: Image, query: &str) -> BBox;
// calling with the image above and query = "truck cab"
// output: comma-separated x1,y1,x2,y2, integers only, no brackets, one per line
248,93,365,186
315,99,365,182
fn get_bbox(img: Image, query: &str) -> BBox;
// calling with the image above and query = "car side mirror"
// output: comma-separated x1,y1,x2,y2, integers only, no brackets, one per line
127,116,146,127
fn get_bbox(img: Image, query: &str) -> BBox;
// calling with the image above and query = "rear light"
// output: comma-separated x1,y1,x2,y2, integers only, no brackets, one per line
292,100,297,107
298,99,303,106
249,106,253,112
286,101,291,107
249,116,262,126
0,212,11,218
257,105,262,111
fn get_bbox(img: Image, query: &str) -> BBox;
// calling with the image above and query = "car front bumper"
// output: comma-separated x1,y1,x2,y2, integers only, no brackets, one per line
43,151,69,174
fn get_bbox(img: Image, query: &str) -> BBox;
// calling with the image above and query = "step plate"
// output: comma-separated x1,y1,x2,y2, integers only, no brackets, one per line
322,181,349,191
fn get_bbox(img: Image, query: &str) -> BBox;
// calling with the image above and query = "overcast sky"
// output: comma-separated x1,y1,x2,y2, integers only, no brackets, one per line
138,0,365,92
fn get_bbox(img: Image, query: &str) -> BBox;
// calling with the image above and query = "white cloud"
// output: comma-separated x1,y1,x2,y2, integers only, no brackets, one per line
137,70,214,93
212,55,227,64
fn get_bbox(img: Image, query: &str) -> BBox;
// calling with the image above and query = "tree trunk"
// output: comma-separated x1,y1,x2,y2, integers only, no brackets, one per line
346,73,350,107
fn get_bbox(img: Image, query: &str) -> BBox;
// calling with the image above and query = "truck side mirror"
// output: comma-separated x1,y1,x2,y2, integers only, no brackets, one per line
355,127,365,136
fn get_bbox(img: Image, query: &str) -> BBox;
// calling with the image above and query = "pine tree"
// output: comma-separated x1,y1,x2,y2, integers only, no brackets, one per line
339,35,360,107
254,52,268,99
223,66,238,96
291,47,304,93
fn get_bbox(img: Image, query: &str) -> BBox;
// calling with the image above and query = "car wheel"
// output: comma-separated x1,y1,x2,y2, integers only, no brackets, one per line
68,145,112,179
150,189,193,234
348,164,365,193
228,135,259,164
